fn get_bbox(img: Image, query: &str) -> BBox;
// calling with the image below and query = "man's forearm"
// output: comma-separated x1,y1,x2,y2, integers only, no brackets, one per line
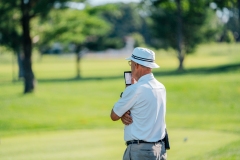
110,109,121,121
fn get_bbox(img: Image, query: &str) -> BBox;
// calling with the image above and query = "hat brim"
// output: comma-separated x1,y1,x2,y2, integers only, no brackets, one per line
126,57,160,69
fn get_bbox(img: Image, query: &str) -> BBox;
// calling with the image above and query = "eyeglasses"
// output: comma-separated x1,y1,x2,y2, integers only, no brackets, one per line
128,61,132,66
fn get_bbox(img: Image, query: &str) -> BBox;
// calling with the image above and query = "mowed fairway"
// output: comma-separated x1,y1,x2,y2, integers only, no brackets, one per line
0,43,240,159
0,129,239,160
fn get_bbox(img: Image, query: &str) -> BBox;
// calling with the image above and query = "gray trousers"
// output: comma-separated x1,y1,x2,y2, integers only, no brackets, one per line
123,142,167,160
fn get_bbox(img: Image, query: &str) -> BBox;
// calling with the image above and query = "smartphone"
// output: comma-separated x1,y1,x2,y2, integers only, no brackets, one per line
124,71,132,85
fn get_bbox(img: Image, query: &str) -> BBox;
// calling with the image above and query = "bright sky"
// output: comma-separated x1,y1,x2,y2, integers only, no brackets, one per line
89,0,141,6
63,0,141,10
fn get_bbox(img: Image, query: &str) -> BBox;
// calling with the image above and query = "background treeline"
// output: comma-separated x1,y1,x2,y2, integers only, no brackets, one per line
0,0,239,93
37,1,240,53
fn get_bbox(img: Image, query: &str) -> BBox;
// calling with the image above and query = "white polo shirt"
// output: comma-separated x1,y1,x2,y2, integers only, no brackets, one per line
113,73,166,142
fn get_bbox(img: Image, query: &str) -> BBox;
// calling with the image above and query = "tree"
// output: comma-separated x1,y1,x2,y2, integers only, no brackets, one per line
142,0,222,71
210,0,240,41
34,7,111,78
86,2,149,50
0,0,85,93
0,1,23,79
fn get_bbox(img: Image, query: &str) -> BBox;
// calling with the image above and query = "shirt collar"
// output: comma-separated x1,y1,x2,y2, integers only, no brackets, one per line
138,73,154,83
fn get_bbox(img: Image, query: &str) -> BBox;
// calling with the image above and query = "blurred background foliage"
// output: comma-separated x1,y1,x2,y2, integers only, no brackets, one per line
0,0,240,93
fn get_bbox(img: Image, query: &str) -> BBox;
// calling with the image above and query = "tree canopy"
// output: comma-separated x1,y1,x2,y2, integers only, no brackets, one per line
141,0,223,70
34,7,111,52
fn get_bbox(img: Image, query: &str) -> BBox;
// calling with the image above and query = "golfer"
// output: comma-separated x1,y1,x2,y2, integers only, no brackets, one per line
110,47,167,160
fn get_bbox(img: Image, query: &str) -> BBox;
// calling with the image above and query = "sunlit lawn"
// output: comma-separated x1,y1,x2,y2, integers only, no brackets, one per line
0,129,239,160
0,43,240,159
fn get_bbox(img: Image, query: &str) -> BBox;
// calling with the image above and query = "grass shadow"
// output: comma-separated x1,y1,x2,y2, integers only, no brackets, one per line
37,75,123,83
0,63,239,85
153,63,240,77
38,63,240,83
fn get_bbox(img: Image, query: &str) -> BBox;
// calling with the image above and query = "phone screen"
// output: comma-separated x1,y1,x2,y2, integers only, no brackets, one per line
124,71,132,85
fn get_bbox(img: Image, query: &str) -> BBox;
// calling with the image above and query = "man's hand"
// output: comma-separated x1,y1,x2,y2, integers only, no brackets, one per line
125,76,137,88
121,111,133,125
131,77,137,84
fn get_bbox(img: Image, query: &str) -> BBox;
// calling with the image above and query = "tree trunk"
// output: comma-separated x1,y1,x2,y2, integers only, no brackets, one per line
21,0,35,93
176,0,184,71
76,52,81,79
75,45,86,79
75,44,82,79
17,50,24,79
238,0,240,41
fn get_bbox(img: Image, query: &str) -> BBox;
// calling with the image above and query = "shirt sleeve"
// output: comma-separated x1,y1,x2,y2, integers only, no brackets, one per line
113,85,139,117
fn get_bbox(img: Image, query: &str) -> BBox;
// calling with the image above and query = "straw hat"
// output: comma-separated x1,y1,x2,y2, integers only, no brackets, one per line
126,47,159,68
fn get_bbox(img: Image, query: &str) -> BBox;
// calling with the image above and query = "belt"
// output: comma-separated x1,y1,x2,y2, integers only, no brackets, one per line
126,140,163,146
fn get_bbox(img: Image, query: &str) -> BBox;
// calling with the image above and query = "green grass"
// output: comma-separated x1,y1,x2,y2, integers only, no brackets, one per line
191,139,240,160
0,129,239,160
0,43,240,159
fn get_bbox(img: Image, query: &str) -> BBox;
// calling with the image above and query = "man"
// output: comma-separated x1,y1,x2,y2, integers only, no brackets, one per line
110,47,167,160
